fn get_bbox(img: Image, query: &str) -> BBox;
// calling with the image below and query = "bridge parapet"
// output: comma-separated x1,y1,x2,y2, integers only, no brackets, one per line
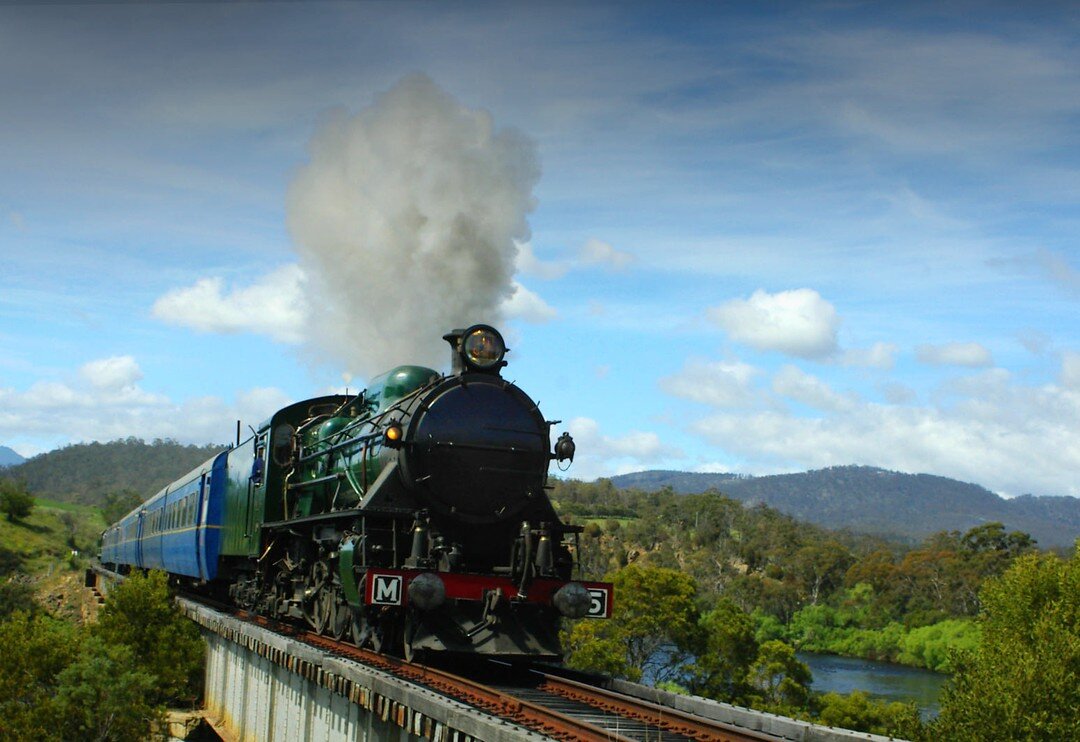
178,598,547,742
604,678,902,742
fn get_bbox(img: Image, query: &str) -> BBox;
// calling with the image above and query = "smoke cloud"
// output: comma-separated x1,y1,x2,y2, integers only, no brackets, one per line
287,74,540,376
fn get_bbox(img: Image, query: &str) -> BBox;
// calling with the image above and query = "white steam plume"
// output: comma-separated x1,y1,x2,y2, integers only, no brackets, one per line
287,74,540,376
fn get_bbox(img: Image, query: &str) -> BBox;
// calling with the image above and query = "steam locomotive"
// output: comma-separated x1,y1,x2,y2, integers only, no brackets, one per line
99,325,612,660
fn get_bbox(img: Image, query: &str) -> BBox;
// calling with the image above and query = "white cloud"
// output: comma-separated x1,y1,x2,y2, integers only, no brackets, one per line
80,356,142,390
916,342,994,368
772,365,857,413
684,373,1080,497
151,264,305,344
1061,351,1080,390
579,238,634,271
708,289,839,359
659,358,760,409
840,342,897,370
0,359,292,451
502,281,558,323
515,238,633,281
515,242,569,280
12,381,80,410
564,416,683,480
882,382,917,405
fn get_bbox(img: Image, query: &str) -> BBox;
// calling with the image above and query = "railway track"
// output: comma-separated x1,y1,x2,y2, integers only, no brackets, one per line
214,600,774,741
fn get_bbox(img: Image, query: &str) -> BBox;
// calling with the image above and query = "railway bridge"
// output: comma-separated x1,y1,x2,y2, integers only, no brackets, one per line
91,572,901,742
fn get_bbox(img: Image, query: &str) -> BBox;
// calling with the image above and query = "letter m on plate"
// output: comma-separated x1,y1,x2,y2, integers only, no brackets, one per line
369,573,403,606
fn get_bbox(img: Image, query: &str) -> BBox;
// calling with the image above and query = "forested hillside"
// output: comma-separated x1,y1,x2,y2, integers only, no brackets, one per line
555,478,1041,674
7,438,225,506
558,475,1080,741
609,466,1080,548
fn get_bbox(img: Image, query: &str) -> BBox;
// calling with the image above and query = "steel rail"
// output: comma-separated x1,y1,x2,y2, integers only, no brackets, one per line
535,672,777,742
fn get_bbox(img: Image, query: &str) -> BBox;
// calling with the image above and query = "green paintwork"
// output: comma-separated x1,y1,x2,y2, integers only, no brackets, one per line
365,365,438,412
219,437,259,557
339,537,361,609
214,367,435,557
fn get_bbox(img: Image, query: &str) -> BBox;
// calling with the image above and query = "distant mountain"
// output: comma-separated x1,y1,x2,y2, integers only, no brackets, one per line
609,466,1080,548
0,446,25,468
7,438,225,507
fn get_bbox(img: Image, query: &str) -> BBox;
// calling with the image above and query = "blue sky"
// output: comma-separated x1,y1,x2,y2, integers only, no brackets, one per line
2,2,1079,497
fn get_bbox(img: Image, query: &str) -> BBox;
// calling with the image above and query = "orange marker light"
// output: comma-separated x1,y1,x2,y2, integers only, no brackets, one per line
384,424,403,446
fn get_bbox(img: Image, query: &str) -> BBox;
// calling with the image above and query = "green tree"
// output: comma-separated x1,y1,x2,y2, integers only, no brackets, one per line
58,512,80,550
815,690,922,739
746,640,812,713
0,579,38,620
100,489,144,526
564,565,699,683
686,598,758,702
54,637,164,741
92,570,205,706
931,548,1080,740
791,540,853,605
0,612,81,740
0,479,35,522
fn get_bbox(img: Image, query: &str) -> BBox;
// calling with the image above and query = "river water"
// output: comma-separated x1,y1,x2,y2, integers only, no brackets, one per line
644,646,948,718
797,652,947,718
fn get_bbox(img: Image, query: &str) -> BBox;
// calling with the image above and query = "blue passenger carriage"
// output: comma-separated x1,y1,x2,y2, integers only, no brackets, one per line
100,451,228,582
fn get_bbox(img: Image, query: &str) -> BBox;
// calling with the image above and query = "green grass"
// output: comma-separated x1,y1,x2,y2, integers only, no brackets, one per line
0,498,106,577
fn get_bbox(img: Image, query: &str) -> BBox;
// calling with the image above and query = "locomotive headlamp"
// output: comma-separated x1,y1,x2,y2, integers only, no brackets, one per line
462,325,506,370
384,423,404,448
554,432,576,463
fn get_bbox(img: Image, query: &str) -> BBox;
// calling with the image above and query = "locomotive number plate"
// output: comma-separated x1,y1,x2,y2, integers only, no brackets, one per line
368,573,404,606
586,586,612,618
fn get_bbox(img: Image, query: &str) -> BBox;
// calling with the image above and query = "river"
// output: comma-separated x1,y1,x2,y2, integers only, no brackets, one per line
797,652,947,718
644,646,948,718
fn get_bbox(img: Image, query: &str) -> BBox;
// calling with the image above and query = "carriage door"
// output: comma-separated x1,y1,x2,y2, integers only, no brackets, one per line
196,473,208,579
246,434,267,540
136,509,146,569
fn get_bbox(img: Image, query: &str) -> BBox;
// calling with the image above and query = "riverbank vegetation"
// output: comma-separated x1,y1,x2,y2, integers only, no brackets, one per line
555,480,1034,672
557,479,1080,738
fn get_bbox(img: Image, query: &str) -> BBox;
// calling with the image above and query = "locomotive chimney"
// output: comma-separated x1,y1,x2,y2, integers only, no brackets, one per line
443,329,466,374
